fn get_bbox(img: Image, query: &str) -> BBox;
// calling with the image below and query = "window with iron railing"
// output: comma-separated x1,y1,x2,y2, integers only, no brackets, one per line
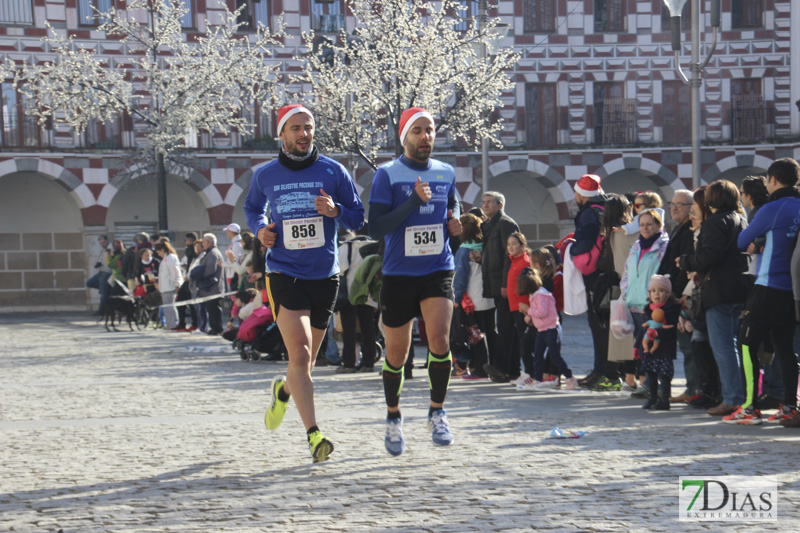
525,83,557,147
524,0,556,33
602,98,636,144
732,0,762,29
593,81,623,143
732,94,765,143
594,0,624,32
662,80,691,144
0,0,33,24
1,82,43,148
85,116,121,149
312,0,345,33
78,0,112,26
236,0,271,31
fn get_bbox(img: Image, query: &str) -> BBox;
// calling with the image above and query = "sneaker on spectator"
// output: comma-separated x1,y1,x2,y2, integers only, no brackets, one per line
767,405,799,422
510,372,531,387
565,377,579,390
630,385,651,400
517,379,543,391
483,364,509,383
758,394,782,411
688,393,718,409
723,406,762,425
779,411,800,427
589,377,622,392
577,370,598,387
533,379,559,390
543,375,561,389
622,382,637,393
707,403,738,416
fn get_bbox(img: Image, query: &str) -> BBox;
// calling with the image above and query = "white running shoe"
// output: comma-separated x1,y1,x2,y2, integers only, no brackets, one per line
533,379,558,390
517,379,543,391
510,372,531,387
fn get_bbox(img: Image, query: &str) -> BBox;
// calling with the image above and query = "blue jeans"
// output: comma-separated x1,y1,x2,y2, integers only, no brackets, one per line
86,271,111,313
705,303,745,406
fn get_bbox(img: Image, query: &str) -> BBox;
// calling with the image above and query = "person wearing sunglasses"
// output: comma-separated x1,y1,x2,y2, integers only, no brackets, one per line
616,191,665,236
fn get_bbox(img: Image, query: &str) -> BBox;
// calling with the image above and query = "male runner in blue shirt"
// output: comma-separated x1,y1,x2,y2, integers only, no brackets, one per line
369,107,462,455
244,104,365,462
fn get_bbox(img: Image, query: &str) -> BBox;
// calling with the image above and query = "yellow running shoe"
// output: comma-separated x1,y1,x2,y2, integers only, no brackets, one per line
308,431,334,463
265,375,288,430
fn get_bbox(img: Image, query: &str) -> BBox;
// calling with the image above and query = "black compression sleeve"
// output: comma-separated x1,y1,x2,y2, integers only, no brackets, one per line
368,195,425,240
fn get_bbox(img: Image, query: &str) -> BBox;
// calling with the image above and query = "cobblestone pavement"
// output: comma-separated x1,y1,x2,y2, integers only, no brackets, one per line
1,313,798,532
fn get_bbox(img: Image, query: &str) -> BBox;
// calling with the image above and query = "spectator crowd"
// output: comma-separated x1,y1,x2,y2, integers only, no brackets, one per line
86,156,800,429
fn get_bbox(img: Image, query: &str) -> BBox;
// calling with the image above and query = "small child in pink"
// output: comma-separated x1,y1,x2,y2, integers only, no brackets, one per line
517,268,578,390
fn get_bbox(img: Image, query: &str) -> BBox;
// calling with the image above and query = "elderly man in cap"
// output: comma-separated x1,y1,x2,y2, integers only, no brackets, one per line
222,223,243,290
244,104,365,463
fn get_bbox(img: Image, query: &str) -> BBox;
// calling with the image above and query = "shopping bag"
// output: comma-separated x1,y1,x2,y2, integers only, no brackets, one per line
610,298,634,339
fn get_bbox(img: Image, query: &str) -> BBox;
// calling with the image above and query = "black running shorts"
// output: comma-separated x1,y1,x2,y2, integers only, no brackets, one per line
380,270,454,328
265,273,339,330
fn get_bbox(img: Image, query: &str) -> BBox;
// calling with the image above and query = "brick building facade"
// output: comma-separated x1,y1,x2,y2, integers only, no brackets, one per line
1,0,799,310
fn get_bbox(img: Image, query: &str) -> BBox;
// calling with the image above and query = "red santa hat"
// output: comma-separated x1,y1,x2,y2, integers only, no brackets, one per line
399,107,435,146
276,104,315,136
574,174,603,197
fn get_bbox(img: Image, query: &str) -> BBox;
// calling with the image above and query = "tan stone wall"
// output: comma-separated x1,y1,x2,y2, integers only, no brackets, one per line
0,232,87,309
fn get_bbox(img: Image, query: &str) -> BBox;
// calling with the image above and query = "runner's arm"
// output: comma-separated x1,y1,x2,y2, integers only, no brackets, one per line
368,196,424,240
333,167,366,231
243,169,269,235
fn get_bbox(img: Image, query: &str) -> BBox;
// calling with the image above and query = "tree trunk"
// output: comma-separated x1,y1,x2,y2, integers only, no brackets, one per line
157,151,168,233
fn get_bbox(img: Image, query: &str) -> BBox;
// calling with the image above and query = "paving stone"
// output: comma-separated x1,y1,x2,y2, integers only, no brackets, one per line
0,313,797,532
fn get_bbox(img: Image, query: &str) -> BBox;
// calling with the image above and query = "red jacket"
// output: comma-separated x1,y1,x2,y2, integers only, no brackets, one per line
507,252,531,312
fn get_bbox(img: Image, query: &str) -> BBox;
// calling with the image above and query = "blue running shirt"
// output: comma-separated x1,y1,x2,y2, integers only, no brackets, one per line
243,155,364,280
370,156,457,276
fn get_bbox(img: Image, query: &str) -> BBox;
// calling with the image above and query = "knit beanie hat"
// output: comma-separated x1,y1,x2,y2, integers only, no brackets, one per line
649,274,672,293
574,174,603,197
277,104,315,136
399,107,435,146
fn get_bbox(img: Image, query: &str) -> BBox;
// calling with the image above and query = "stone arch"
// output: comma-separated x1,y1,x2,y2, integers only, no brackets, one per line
486,168,567,249
701,154,773,186
595,156,682,193
0,157,93,210
488,156,571,205
100,166,216,212
105,172,211,237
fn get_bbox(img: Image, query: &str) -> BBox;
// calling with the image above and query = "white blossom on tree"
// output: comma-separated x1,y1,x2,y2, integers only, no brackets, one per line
293,0,519,170
13,0,285,231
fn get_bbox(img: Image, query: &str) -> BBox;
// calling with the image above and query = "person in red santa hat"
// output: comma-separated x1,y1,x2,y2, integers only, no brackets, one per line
244,104,365,463
568,174,621,390
367,106,463,456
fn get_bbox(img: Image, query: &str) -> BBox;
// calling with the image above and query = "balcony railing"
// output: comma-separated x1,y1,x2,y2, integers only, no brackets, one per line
732,94,765,143
0,0,33,24
602,98,637,144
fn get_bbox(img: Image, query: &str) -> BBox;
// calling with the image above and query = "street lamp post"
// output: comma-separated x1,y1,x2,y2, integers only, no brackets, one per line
664,0,720,190
478,0,508,195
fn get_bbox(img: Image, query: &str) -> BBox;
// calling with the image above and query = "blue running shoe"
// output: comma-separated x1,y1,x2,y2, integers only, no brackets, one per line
427,409,454,446
384,417,405,456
